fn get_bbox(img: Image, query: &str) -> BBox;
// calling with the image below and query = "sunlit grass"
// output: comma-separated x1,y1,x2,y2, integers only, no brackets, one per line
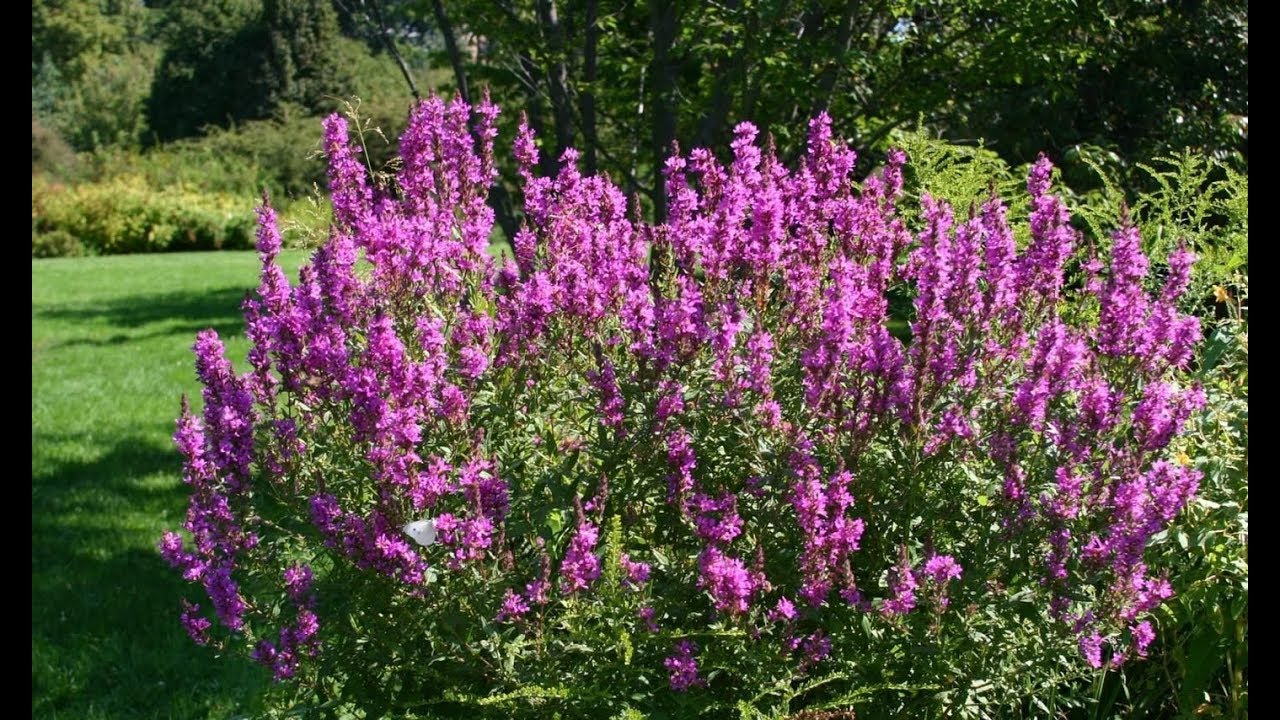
32,251,304,719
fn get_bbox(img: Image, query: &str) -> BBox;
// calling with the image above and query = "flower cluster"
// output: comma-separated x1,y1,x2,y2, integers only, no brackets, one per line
162,95,1204,709
664,640,703,691
251,565,320,680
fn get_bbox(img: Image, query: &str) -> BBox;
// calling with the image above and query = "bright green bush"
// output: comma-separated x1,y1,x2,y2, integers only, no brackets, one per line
32,175,256,255
1072,150,1249,302
895,134,1249,300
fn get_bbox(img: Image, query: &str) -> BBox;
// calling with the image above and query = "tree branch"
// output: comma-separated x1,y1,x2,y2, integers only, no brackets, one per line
366,0,421,101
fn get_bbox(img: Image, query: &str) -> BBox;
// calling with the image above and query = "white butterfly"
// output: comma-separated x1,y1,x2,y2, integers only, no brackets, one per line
402,518,437,547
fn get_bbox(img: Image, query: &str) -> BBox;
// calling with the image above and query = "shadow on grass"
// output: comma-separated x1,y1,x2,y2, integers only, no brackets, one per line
36,287,251,346
32,434,266,717
51,324,247,350
32,431,182,514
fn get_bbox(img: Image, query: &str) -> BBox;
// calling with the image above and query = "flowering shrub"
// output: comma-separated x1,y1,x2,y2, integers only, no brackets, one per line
161,95,1206,717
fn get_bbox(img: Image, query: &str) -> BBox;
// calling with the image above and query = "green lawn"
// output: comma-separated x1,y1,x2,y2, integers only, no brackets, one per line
32,251,305,719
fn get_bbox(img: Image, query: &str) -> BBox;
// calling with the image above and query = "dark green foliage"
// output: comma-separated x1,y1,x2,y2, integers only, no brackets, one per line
942,1,1249,167
405,0,1247,221
147,0,348,141
37,50,155,150
259,0,350,119
122,111,328,200
145,0,265,141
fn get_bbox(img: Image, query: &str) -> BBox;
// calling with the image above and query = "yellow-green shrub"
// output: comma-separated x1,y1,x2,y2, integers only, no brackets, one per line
32,175,256,256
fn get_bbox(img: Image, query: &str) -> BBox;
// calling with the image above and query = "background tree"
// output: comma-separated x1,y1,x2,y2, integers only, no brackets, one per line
360,0,1244,220
260,0,350,114
148,0,350,141
32,0,156,149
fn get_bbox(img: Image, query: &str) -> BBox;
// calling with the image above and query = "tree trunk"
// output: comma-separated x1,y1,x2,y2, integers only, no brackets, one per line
812,2,857,116
430,0,471,106
536,0,575,161
581,0,599,174
693,0,745,149
649,0,677,222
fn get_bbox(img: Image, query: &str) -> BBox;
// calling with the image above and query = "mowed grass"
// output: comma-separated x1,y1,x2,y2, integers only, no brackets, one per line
32,251,305,719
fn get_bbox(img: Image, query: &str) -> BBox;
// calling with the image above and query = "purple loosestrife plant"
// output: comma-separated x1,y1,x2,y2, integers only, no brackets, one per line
161,96,1206,717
